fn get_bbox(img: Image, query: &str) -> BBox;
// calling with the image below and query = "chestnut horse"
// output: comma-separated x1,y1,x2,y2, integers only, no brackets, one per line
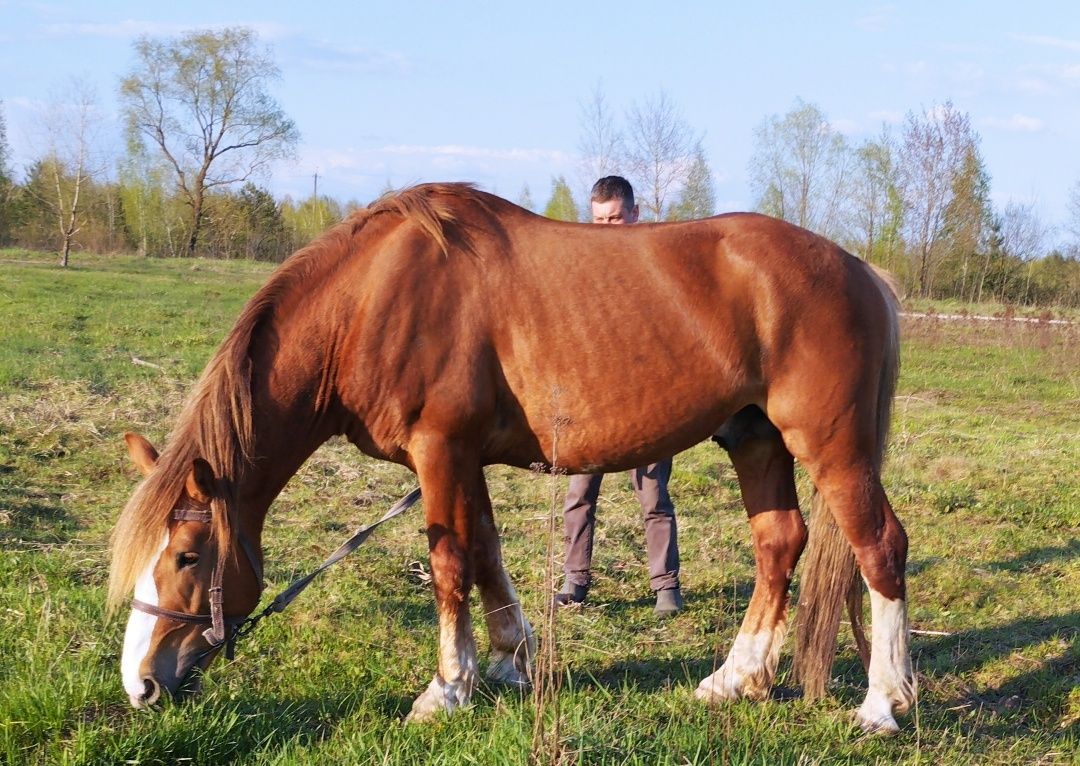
109,183,913,733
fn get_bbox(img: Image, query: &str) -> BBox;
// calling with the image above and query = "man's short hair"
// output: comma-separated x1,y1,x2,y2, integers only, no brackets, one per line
591,175,635,208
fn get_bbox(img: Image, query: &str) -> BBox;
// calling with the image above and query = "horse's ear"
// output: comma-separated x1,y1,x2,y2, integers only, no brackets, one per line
185,458,217,504
124,432,159,477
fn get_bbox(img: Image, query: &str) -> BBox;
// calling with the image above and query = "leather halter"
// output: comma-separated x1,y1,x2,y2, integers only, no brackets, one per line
130,506,264,660
128,487,422,669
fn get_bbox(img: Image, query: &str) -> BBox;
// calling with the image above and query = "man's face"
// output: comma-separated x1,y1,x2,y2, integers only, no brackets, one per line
591,198,638,225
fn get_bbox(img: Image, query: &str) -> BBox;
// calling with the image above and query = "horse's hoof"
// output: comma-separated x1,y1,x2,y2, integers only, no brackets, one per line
694,673,739,703
405,676,470,723
485,651,531,688
855,712,900,736
854,695,901,735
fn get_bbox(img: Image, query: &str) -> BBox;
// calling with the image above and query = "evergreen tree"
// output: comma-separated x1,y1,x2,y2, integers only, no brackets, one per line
940,146,993,301
666,142,715,221
517,183,536,212
543,176,579,222
236,182,287,261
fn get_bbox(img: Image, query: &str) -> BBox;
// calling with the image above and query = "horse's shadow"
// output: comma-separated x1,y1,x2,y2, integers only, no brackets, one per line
139,689,417,763
550,571,1077,734
911,611,1078,694
149,610,1074,764
907,536,1080,576
903,539,1079,726
576,581,755,622
160,543,1076,763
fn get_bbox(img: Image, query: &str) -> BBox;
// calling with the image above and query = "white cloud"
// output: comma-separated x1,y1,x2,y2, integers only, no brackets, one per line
854,5,897,32
982,114,1045,132
1009,62,1080,95
1014,34,1080,52
905,60,929,76
286,39,412,75
830,118,861,135
9,96,45,110
949,62,984,84
273,142,576,203
39,19,292,41
1012,75,1055,96
868,109,903,125
381,144,570,164
42,20,188,38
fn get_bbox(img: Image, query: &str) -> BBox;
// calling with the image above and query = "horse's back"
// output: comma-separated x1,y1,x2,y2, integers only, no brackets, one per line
334,185,893,471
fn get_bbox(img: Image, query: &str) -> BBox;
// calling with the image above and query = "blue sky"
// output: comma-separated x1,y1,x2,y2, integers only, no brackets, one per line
2,1,1078,241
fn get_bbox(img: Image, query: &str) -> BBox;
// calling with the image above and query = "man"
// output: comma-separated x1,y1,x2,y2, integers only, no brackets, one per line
554,175,683,618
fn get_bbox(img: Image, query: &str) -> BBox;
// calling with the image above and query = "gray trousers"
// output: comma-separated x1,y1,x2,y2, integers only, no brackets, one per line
562,459,680,592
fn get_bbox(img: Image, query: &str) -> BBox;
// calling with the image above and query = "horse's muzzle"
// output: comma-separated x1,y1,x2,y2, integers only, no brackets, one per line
129,676,161,709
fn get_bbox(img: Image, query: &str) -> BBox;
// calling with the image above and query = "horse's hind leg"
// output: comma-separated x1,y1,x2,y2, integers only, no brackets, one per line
805,453,914,734
405,435,482,722
696,408,807,702
472,486,534,687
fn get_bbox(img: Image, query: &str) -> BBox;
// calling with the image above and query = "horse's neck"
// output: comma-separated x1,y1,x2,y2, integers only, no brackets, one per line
226,258,360,535
232,374,337,542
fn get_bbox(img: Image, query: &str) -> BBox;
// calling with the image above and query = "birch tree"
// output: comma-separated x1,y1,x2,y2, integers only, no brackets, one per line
624,90,695,221
896,101,980,297
29,80,107,267
120,27,298,257
749,99,851,240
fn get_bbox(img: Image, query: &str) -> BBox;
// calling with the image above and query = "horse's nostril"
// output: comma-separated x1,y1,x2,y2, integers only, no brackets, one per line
141,676,161,705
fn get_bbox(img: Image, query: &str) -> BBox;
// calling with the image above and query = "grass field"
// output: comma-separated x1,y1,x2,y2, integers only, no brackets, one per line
1,250,1077,765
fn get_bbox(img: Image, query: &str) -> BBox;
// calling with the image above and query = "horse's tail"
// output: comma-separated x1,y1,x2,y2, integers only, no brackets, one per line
793,263,901,699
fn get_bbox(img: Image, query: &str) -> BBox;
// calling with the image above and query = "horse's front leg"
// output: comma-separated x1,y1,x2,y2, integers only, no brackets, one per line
406,435,482,722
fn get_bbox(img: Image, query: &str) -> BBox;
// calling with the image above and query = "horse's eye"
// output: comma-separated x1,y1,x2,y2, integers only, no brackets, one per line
176,552,200,569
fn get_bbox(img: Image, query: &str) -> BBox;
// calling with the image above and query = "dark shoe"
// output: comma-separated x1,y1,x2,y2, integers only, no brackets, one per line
653,587,683,618
553,581,588,607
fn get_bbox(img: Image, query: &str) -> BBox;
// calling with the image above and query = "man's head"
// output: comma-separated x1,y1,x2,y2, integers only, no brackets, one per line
590,175,638,225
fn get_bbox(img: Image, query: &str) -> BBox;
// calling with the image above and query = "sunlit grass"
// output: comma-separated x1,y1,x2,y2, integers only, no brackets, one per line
0,255,1077,764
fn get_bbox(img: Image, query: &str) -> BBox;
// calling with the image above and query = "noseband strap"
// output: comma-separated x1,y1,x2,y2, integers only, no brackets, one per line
130,599,217,625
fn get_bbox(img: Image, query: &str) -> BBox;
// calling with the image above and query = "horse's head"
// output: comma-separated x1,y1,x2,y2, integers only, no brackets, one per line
115,433,262,708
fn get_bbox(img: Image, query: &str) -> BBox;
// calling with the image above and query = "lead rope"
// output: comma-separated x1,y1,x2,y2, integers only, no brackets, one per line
185,486,422,672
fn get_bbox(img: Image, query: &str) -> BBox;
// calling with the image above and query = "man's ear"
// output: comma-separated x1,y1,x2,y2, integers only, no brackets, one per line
124,432,159,477
629,204,639,224
185,459,217,504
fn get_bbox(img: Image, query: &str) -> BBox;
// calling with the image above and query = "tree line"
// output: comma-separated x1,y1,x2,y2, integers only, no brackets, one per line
0,27,1078,308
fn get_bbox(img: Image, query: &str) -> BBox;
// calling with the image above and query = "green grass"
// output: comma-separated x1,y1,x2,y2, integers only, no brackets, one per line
1,251,1077,764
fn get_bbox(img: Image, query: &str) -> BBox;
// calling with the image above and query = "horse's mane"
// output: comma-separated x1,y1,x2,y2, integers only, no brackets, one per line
107,219,361,610
107,183,492,611
360,182,496,257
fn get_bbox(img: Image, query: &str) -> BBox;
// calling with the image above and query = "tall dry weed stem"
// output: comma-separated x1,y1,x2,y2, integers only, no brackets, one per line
529,399,570,765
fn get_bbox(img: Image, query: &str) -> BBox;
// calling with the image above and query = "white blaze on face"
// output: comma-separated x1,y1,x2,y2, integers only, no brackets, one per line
121,535,167,700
